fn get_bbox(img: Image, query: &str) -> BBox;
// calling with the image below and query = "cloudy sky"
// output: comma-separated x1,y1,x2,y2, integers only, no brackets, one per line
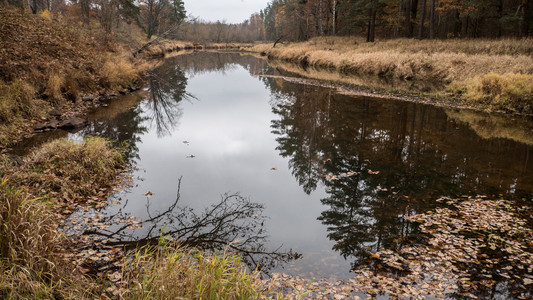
184,0,270,24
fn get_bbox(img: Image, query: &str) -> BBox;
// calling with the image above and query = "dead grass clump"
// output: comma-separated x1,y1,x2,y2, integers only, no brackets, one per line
23,137,124,201
451,73,533,114
0,177,94,299
45,73,64,103
0,178,58,273
123,241,271,299
99,56,138,89
0,80,39,123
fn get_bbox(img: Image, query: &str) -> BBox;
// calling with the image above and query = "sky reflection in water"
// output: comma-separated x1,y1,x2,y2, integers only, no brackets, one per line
59,52,533,280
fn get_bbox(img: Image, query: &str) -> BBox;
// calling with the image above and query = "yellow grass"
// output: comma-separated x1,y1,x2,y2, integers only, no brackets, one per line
99,55,139,89
450,73,533,113
252,37,533,83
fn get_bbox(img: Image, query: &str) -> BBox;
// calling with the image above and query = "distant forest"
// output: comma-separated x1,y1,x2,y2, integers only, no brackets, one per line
256,0,532,41
2,0,531,42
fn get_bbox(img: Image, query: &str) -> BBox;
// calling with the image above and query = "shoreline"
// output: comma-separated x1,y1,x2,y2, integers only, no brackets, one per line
246,37,533,116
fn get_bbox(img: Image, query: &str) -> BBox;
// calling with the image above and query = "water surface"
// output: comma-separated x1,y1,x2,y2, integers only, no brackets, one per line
15,52,533,284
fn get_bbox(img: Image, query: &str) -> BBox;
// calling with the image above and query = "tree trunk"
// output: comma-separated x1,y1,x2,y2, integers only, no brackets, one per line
418,0,427,39
405,0,412,37
332,0,337,35
369,7,376,42
497,0,503,38
519,0,528,38
453,10,461,37
367,10,372,42
429,0,436,39
411,0,419,19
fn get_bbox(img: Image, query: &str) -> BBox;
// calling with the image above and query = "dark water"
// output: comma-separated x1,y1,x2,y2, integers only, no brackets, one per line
14,52,533,284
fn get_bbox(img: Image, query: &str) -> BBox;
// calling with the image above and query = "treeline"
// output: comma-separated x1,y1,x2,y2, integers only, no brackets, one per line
174,14,264,43
257,0,532,41
1,0,186,39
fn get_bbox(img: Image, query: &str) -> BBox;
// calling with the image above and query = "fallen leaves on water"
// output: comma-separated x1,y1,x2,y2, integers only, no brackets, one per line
263,197,532,299
186,155,195,158
144,191,152,197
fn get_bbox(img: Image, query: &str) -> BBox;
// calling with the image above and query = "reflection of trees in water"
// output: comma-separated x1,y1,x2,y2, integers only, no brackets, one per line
80,98,149,164
266,77,533,294
166,52,270,78
85,178,300,273
145,63,194,137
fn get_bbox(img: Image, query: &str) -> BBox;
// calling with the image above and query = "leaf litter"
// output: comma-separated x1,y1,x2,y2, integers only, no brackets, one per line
263,196,532,299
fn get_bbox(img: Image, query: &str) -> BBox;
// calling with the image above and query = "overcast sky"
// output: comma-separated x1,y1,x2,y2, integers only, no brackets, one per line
184,0,270,24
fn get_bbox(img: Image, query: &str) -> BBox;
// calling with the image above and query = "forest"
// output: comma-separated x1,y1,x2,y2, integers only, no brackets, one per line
2,0,531,43
258,0,532,42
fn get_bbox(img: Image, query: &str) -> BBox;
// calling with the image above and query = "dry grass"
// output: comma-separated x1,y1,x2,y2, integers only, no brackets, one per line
0,7,147,148
0,136,127,298
45,73,64,102
253,37,533,83
141,40,247,58
20,137,125,202
0,80,40,123
99,55,139,89
250,37,533,113
450,73,533,114
122,240,277,300
0,178,95,299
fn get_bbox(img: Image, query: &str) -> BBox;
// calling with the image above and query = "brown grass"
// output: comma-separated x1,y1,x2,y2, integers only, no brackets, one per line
0,136,127,298
21,137,125,202
0,178,95,299
0,7,148,148
250,37,533,113
99,55,139,89
0,80,40,123
252,37,533,83
45,73,64,102
450,73,533,114
140,40,247,58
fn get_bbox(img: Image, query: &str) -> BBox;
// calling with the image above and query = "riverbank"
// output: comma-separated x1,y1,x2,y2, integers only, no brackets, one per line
1,137,276,299
0,7,272,299
249,37,533,115
0,7,151,149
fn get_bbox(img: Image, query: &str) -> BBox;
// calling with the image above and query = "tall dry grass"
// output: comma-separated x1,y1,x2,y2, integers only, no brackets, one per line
251,37,533,113
0,177,95,299
253,37,533,83
99,55,139,89
450,73,533,114
122,240,277,299
0,80,40,123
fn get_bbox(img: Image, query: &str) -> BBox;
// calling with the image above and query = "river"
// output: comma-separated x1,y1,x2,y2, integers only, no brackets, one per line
13,52,533,292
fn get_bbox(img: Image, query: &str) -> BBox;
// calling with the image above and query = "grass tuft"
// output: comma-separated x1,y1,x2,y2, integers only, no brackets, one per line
0,80,38,123
20,136,125,202
45,73,64,103
100,56,138,89
122,240,275,299
451,73,533,114
0,178,95,299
